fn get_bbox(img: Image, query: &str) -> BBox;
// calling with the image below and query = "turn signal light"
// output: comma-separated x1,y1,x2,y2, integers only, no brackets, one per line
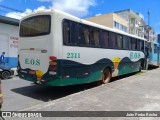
49,61,57,65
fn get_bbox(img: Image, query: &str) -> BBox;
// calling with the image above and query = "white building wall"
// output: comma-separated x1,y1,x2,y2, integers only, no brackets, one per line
0,23,19,67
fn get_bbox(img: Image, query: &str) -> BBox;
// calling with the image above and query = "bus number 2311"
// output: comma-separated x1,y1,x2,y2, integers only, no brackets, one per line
67,53,80,59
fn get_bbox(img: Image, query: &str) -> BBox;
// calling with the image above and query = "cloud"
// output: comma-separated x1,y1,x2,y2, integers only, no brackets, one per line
95,13,102,16
5,6,49,19
38,0,96,17
5,9,31,19
6,0,96,19
52,0,96,17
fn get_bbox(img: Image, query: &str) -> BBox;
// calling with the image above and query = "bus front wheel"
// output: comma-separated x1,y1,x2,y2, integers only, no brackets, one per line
102,68,111,84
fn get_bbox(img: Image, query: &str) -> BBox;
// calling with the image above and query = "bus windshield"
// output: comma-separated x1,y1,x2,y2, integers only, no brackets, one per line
20,15,51,37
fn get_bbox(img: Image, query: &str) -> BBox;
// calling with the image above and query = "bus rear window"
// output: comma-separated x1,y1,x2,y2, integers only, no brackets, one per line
20,15,51,37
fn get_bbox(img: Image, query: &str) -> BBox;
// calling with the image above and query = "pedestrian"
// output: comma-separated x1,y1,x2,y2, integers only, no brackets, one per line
0,52,5,65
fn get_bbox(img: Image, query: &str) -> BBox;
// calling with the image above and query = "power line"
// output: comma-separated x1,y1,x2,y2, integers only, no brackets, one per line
0,4,23,13
0,9,8,13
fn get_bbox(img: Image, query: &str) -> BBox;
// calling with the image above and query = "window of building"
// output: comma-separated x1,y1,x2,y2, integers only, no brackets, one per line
114,21,119,29
123,26,127,32
116,22,119,29
114,21,116,28
120,24,123,30
114,21,127,32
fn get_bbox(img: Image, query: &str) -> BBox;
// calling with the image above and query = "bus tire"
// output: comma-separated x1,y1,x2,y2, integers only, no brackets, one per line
1,71,11,79
102,68,111,84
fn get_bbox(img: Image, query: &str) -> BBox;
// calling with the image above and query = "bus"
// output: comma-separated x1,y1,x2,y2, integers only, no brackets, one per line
18,9,148,86
148,41,160,67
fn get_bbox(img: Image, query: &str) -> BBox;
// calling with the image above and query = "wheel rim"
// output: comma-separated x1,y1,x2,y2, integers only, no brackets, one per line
102,69,111,84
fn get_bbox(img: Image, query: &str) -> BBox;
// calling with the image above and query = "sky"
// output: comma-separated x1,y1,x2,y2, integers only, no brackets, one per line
0,0,160,34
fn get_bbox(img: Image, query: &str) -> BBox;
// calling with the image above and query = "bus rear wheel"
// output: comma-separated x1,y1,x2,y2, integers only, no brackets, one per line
102,68,111,84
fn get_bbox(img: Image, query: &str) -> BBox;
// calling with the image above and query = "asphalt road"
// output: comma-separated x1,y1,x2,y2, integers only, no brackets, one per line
1,68,160,120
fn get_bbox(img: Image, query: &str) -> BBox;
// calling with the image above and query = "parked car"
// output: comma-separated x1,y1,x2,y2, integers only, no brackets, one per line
0,65,14,79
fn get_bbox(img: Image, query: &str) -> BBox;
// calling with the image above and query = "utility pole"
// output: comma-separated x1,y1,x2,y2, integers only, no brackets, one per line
147,9,150,41
145,9,150,70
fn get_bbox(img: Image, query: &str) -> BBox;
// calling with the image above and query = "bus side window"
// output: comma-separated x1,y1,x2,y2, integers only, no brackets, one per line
100,30,109,48
135,39,137,50
109,32,117,49
128,37,132,50
90,28,95,46
63,21,70,45
78,24,85,46
123,36,129,50
131,38,136,50
91,28,99,47
70,22,78,45
137,39,140,51
83,26,90,46
140,41,144,51
94,30,99,47
117,34,123,49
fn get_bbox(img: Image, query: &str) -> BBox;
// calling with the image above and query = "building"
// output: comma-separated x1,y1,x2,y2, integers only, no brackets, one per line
115,9,146,38
85,9,155,41
85,13,128,33
148,27,155,41
0,15,19,68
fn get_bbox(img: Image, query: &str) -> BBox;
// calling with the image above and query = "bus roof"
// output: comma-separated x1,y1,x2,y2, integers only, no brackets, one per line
21,9,147,41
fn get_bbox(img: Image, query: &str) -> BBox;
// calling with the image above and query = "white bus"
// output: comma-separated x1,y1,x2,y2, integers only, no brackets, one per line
18,9,148,86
